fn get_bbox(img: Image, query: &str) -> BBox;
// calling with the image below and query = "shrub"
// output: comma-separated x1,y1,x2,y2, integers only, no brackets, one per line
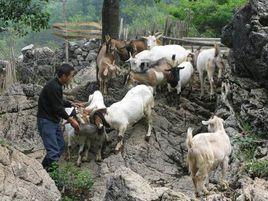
245,159,268,178
49,162,94,200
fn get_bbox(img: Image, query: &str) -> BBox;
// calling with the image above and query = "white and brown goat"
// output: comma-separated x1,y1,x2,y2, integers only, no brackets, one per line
62,107,106,166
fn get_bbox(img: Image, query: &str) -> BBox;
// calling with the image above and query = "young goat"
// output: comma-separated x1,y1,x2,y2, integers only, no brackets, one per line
196,44,225,99
186,116,232,197
62,107,105,166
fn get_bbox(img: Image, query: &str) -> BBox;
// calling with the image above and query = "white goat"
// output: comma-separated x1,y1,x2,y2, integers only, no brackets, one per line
145,34,162,49
104,85,154,152
186,116,232,197
196,44,225,98
84,90,106,114
127,45,189,72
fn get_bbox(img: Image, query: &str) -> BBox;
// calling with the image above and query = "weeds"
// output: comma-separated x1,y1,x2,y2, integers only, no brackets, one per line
49,162,94,200
245,159,268,178
233,121,268,178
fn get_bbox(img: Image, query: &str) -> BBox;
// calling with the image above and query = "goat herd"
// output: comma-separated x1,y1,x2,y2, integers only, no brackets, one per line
63,34,231,198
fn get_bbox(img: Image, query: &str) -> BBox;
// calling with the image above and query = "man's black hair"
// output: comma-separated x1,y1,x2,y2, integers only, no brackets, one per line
57,63,74,78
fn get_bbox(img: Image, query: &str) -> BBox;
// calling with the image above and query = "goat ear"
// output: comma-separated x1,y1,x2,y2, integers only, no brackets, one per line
103,68,109,76
156,33,163,39
105,35,111,42
87,94,93,103
202,120,209,125
219,117,225,124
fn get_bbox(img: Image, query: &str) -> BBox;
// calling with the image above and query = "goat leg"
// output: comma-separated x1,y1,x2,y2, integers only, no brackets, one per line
95,144,102,162
115,127,126,153
115,139,124,154
175,93,180,110
76,143,85,167
219,157,229,190
82,140,90,162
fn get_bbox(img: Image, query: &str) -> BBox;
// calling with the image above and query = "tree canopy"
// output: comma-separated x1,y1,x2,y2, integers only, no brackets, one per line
167,0,247,36
0,0,50,35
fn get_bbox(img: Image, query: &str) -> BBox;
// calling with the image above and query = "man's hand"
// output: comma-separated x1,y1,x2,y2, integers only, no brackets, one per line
68,117,80,132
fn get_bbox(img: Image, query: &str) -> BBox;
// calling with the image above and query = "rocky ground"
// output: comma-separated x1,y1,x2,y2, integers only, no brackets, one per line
0,41,267,200
1,0,268,196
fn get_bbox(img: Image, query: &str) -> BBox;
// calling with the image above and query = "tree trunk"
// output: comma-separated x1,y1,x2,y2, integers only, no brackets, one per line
102,0,119,42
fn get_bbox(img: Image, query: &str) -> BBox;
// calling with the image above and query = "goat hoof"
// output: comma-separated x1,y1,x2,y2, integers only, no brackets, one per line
114,149,120,155
82,157,89,162
195,192,200,198
145,135,150,142
117,135,123,141
105,136,112,143
210,94,216,100
95,157,102,162
204,190,210,196
115,143,124,154
219,181,228,190
64,155,70,161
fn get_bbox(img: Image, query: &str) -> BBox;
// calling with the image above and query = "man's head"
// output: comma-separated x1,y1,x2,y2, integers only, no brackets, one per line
57,63,75,85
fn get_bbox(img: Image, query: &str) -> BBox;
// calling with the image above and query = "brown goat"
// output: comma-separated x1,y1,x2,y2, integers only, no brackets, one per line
96,36,119,94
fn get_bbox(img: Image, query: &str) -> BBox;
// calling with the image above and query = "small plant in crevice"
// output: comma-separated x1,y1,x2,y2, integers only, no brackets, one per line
245,159,268,178
0,137,6,145
49,162,94,200
232,121,267,178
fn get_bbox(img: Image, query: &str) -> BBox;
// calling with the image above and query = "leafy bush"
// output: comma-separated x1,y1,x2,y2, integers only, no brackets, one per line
245,159,268,178
167,0,247,37
233,121,268,178
49,162,94,200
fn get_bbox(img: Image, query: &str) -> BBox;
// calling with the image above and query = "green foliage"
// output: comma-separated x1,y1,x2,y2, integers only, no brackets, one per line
245,159,268,178
233,134,258,160
233,122,258,160
233,121,268,178
121,0,170,35
0,0,50,36
167,0,247,37
0,137,6,145
49,162,94,199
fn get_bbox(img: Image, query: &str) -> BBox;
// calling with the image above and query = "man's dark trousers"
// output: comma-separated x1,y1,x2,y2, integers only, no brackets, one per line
37,118,65,169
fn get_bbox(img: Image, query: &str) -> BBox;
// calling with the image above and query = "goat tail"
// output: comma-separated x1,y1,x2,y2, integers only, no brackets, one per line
214,43,220,57
186,127,193,149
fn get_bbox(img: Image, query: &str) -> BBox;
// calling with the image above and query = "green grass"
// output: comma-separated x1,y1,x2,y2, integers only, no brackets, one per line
233,121,268,178
49,162,94,200
245,159,268,178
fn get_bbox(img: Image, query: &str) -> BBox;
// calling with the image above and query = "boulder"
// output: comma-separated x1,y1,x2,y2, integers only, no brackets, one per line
103,167,190,201
221,0,268,89
0,144,61,201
